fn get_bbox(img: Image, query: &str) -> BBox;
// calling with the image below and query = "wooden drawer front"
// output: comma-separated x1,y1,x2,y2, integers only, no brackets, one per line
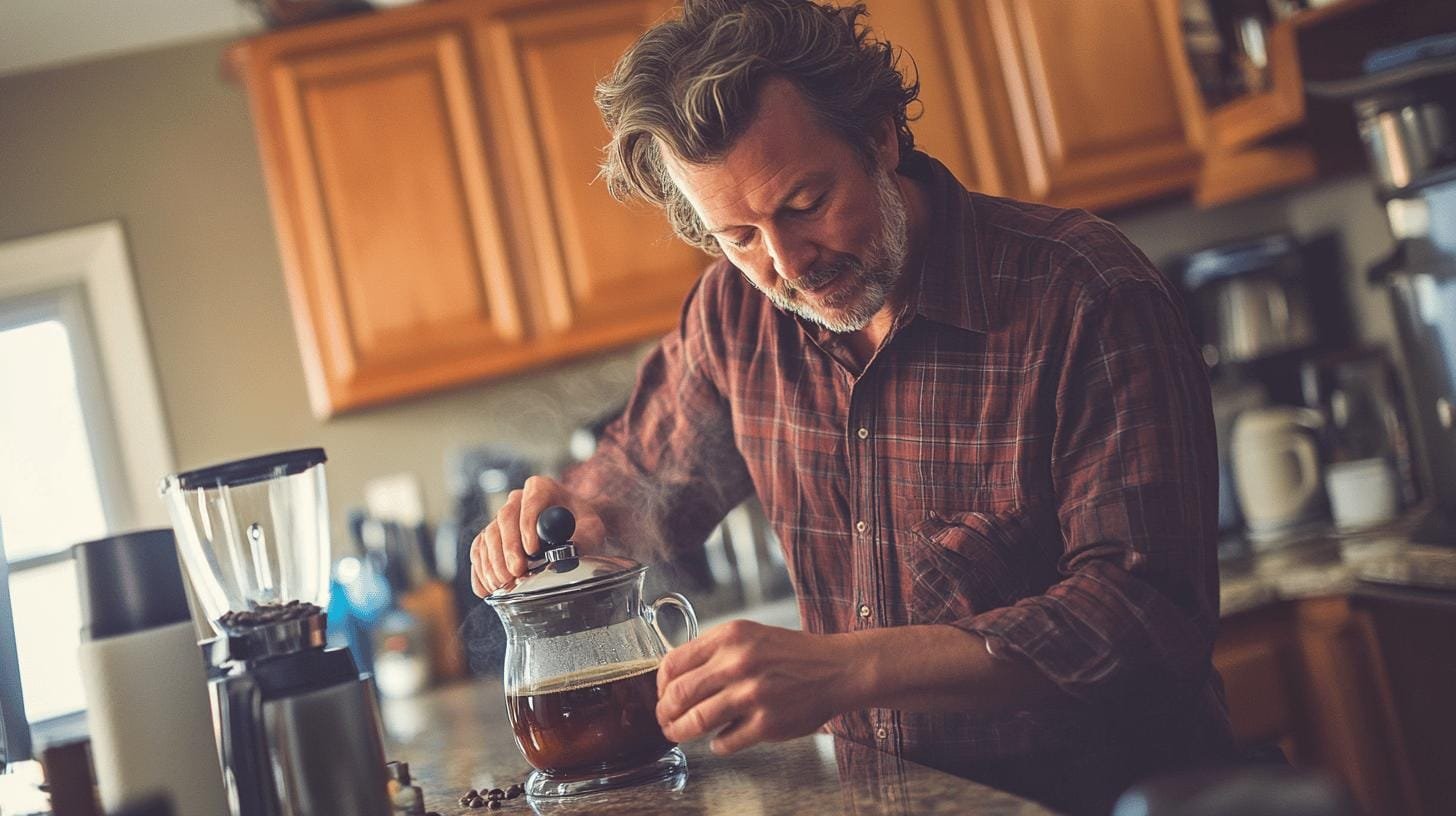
1216,638,1296,746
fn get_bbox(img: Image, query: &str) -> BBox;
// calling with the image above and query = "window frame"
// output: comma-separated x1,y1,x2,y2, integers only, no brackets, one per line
0,222,175,752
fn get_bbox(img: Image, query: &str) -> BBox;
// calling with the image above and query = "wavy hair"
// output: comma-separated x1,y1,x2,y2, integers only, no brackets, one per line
595,0,920,253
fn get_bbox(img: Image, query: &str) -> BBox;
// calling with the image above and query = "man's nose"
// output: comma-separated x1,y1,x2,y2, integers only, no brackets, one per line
763,227,817,284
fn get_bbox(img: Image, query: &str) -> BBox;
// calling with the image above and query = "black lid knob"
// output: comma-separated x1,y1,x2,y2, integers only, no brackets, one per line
537,506,576,548
73,529,192,641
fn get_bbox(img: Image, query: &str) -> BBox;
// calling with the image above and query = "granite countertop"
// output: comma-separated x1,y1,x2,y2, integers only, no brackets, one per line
1217,514,1456,617
381,680,1056,816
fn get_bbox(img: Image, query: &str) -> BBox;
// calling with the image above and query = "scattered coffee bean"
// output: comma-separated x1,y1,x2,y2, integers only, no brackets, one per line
487,801,502,811
469,796,486,808
486,788,504,801
505,784,523,799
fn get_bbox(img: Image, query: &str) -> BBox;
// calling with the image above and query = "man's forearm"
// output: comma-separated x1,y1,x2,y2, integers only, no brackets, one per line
834,625,1068,715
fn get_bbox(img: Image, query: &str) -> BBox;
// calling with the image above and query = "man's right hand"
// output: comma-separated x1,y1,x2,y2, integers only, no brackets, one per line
469,475,606,598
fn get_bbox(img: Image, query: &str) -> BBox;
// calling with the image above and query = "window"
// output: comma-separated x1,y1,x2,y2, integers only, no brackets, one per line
0,223,174,752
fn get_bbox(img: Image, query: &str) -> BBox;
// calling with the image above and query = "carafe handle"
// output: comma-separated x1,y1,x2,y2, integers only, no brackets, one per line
647,593,699,648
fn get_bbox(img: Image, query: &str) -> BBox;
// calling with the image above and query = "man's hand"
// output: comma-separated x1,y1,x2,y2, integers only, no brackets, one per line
655,620,861,755
469,475,606,597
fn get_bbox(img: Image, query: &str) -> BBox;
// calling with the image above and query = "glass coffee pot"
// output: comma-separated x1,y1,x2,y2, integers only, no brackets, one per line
485,506,698,799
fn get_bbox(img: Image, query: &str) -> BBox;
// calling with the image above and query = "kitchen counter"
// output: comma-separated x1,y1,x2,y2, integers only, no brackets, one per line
381,680,1055,816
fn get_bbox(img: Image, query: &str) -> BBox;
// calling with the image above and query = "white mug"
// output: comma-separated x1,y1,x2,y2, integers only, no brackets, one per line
1231,406,1326,542
1325,458,1400,530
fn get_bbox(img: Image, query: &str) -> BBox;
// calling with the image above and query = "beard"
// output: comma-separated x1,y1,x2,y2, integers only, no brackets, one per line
761,167,910,333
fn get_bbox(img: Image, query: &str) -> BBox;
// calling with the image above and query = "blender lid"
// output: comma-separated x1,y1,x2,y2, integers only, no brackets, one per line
168,447,326,490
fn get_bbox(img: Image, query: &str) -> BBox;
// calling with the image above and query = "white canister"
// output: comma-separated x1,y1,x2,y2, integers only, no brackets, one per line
73,530,227,815
1325,457,1401,530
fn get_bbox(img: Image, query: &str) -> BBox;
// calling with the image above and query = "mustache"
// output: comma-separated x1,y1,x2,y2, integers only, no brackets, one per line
782,261,854,296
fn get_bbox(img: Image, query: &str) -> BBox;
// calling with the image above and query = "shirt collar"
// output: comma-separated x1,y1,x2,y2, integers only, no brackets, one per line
900,151,991,335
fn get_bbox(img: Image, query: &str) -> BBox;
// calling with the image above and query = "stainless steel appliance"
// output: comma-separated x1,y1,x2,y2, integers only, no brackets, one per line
161,449,390,816
1311,34,1456,538
1179,234,1318,366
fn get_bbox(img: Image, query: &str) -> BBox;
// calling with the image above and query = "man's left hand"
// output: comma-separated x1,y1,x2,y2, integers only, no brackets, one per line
656,619,859,755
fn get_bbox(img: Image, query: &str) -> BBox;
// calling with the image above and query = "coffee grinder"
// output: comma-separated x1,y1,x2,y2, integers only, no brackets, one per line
161,448,391,816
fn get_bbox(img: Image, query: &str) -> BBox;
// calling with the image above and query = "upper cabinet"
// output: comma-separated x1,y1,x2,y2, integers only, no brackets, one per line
477,0,702,357
974,0,1201,209
230,0,704,417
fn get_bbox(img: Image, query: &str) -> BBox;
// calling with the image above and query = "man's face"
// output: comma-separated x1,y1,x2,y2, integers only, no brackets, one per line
661,79,909,333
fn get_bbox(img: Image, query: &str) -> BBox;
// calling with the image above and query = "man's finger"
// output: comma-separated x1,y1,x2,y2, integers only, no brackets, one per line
484,522,510,592
657,660,734,727
469,532,488,598
496,492,524,562
662,687,742,744
709,712,765,756
656,629,722,693
518,476,559,556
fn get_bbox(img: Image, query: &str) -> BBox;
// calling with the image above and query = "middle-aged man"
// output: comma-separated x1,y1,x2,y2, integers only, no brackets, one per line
471,0,1234,811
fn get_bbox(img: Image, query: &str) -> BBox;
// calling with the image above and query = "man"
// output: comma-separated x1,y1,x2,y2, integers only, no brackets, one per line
471,1,1233,811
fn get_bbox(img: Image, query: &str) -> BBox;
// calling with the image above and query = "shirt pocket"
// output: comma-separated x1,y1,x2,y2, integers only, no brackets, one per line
904,505,1061,623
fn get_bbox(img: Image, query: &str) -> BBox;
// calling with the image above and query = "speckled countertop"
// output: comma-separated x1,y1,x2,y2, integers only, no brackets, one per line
381,680,1055,816
1217,515,1456,617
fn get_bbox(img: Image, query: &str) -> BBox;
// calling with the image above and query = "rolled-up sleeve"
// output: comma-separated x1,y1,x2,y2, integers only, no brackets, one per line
564,267,756,562
957,279,1222,704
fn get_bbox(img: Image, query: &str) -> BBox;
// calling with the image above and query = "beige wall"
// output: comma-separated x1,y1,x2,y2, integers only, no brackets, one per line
0,36,647,556
0,35,1401,552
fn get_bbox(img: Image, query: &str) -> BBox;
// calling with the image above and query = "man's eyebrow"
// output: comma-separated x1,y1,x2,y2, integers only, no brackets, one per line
705,172,832,235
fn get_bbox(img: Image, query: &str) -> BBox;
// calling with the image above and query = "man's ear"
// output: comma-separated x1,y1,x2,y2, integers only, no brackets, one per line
871,115,901,170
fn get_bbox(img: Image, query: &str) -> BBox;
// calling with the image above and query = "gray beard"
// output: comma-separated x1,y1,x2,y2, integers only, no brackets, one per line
760,168,910,333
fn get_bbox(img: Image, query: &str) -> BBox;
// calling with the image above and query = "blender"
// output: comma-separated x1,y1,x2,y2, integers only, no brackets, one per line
160,448,391,816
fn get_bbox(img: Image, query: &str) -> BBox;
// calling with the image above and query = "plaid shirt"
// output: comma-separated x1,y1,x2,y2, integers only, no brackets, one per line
567,152,1233,813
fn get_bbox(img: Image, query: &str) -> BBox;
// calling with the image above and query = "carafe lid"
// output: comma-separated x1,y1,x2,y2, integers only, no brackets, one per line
486,506,641,603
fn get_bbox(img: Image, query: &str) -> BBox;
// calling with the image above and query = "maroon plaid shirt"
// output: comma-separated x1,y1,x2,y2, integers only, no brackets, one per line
567,152,1233,813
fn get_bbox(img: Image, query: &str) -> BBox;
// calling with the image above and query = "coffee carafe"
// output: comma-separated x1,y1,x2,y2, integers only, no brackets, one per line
160,448,391,816
485,506,698,799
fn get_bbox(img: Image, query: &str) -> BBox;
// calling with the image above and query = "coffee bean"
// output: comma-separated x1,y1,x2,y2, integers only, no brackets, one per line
469,796,486,808
505,784,523,799
486,788,503,800
487,802,502,811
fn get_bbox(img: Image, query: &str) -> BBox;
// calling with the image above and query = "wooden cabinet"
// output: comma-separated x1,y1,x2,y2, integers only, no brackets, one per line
974,0,1201,210
230,0,705,416
1215,596,1434,816
479,0,702,356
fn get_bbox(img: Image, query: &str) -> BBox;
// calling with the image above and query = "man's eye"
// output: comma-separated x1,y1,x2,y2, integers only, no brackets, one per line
793,195,826,215
726,233,753,249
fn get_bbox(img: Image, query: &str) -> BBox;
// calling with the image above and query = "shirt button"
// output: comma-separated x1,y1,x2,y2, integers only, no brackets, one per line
875,726,888,740
855,520,867,533
857,427,870,440
857,603,872,619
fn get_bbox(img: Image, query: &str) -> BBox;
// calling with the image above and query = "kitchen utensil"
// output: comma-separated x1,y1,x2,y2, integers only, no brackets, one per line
1211,376,1271,534
485,506,697,799
73,529,227,815
160,448,391,816
1231,406,1327,545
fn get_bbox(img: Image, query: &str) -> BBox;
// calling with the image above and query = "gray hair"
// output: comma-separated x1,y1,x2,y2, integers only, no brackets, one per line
594,0,920,253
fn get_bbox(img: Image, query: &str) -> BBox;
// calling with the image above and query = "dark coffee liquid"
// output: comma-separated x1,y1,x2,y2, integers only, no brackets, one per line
508,659,673,775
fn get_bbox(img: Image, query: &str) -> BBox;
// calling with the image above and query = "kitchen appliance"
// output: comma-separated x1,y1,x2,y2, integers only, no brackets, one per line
1179,234,1318,367
160,448,391,816
485,506,697,799
72,529,228,814
1231,406,1328,545
1310,34,1456,539
1211,375,1271,539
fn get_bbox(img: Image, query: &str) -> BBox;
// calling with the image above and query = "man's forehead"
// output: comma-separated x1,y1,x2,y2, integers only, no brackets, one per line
657,80,848,228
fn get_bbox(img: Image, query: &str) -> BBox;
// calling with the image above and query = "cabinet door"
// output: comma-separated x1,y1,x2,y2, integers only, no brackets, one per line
851,1,1015,196
245,11,528,416
982,0,1200,210
482,0,707,352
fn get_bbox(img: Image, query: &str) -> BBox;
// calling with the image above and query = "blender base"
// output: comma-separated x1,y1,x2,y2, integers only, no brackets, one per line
525,747,688,799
